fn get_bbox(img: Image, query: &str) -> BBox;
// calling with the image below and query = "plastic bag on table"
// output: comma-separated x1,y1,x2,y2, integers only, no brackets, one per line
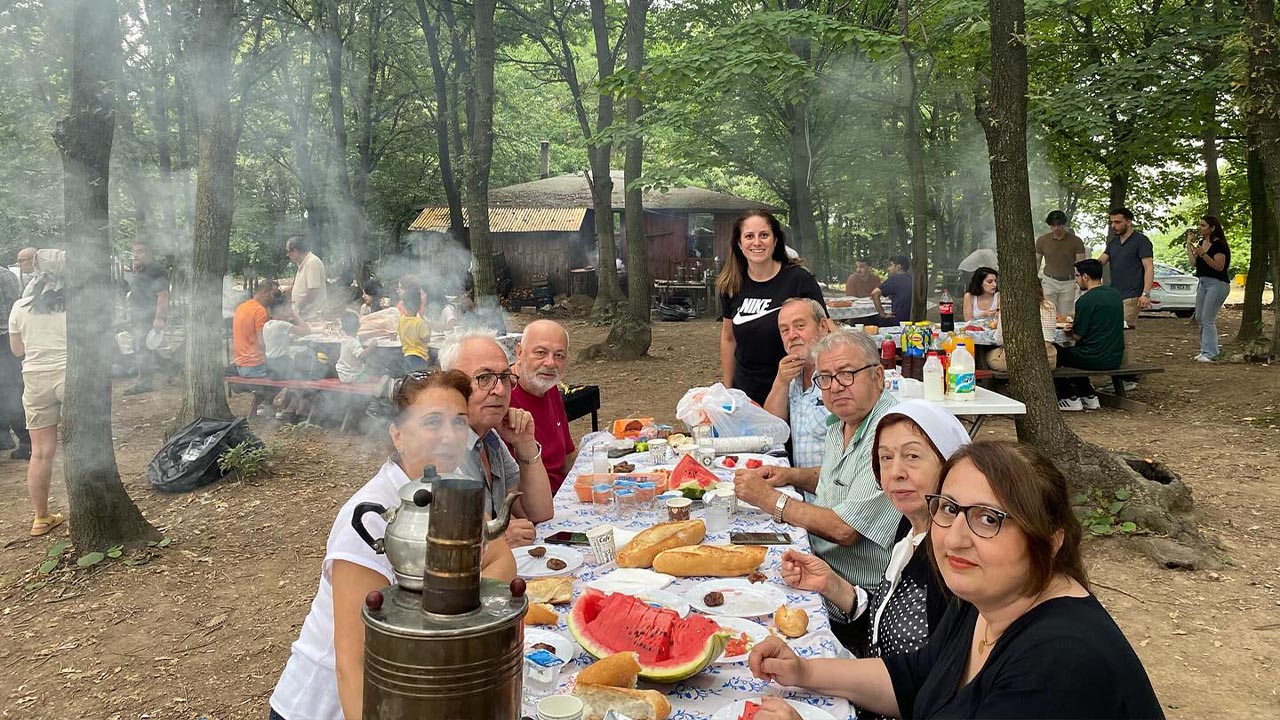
675,383,789,445
148,417,261,493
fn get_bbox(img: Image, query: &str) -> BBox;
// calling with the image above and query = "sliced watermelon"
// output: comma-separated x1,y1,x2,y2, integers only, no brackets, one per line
668,454,720,499
738,700,762,720
568,588,729,683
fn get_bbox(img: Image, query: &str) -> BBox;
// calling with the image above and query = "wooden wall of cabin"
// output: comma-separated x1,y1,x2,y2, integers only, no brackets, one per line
491,231,575,294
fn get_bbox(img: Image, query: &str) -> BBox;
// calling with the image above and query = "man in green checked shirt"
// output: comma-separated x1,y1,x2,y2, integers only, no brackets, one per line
735,328,901,647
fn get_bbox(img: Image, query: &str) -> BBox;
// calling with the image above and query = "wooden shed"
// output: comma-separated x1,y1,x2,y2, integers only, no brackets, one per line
407,171,781,295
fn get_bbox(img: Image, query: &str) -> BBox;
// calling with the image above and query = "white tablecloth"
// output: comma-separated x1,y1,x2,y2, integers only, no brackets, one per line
534,432,854,720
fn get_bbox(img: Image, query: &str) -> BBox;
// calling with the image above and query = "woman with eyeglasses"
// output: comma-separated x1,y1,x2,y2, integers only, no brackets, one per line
268,371,516,720
748,441,1162,719
778,401,969,675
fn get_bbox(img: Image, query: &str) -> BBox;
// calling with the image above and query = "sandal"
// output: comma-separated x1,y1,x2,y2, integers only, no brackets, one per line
30,513,64,537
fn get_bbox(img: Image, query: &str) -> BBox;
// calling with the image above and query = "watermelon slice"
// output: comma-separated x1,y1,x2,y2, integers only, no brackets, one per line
567,588,728,683
668,454,720,499
738,700,762,720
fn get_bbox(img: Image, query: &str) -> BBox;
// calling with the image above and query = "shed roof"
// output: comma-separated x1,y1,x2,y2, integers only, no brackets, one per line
409,207,587,233
487,171,782,213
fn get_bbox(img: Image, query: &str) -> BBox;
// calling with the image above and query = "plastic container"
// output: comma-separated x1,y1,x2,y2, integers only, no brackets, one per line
648,438,671,464
923,352,945,402
613,489,638,521
591,484,614,507
939,288,955,332
947,344,976,401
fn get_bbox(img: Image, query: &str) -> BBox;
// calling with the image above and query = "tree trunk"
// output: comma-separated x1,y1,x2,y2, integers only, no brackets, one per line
590,0,651,361
54,0,158,551
589,0,622,317
1237,135,1272,347
179,0,237,424
353,0,384,281
787,111,820,263
414,0,465,241
1107,170,1129,210
1246,0,1280,361
1202,92,1222,217
143,0,177,238
465,0,498,298
899,0,929,321
321,0,364,278
979,0,1205,564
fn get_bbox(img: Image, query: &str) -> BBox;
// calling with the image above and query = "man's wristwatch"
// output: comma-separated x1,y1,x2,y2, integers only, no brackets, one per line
516,442,543,466
773,493,789,523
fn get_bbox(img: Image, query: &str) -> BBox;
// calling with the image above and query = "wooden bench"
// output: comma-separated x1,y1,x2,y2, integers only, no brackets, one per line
225,376,382,430
987,363,1164,411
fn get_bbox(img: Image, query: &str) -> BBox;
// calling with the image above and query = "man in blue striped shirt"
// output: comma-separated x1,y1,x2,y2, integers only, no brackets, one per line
763,298,833,481
735,329,901,631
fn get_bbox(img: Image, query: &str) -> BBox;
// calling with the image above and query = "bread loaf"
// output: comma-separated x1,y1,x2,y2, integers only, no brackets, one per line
526,577,573,605
576,652,640,688
651,544,767,577
615,520,706,568
774,604,809,638
573,683,671,720
523,602,558,626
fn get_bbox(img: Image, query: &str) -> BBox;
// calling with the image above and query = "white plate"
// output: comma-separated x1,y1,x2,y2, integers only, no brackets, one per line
710,698,836,720
711,616,768,663
524,628,576,662
514,545,584,577
586,568,676,594
686,578,788,618
715,453,786,470
634,587,690,617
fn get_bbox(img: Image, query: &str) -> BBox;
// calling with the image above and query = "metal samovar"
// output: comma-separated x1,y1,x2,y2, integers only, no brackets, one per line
353,466,527,719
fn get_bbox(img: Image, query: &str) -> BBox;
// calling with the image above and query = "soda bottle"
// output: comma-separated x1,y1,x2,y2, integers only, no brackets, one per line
881,338,897,371
939,288,955,332
923,352,945,402
947,344,976,401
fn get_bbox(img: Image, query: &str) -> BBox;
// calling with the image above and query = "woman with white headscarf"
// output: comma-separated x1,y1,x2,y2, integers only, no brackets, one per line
780,400,970,666
8,249,67,535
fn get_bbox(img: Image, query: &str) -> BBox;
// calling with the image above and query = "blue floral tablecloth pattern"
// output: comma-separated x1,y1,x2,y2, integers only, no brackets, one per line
537,432,855,720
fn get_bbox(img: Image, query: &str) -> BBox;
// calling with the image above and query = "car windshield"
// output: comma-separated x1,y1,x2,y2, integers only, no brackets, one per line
1154,264,1189,277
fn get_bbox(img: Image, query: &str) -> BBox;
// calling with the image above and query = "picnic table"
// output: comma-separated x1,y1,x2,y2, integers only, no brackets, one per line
529,432,854,719
891,381,1026,436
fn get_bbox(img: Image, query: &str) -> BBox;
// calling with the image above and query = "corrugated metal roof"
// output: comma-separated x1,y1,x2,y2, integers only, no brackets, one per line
409,207,587,233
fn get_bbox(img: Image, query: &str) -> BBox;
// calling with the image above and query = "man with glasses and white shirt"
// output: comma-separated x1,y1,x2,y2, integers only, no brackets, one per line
441,330,554,548
734,328,901,646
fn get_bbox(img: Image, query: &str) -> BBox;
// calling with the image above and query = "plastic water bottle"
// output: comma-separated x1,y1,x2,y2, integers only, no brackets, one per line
947,344,976,402
923,352,945,402
939,288,955,333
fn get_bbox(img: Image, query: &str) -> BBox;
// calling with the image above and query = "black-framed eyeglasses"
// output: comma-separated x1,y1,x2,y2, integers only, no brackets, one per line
814,363,878,390
926,494,1013,539
474,371,519,390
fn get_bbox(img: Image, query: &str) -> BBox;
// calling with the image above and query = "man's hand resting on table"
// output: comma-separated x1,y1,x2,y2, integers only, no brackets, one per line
734,469,781,511
504,518,536,547
748,635,807,688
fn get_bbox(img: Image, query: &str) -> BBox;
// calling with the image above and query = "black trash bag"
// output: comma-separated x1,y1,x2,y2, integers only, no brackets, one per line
148,417,262,493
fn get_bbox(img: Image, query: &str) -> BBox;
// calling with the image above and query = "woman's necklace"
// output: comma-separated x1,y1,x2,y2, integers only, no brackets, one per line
978,580,1059,654
977,621,1000,654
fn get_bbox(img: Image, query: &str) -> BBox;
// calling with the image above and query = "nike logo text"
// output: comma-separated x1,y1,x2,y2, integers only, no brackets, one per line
733,299,782,325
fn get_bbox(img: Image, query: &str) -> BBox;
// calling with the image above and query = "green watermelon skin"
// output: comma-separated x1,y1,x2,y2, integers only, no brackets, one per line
568,588,728,682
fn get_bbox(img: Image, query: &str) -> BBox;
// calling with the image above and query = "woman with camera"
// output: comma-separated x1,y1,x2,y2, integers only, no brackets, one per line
1186,216,1231,362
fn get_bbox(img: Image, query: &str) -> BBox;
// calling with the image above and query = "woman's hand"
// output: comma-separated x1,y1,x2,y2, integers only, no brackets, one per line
748,635,807,687
755,696,804,720
779,549,834,595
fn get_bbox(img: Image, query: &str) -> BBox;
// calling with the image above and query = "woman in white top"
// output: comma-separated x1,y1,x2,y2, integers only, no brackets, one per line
985,283,1058,371
268,370,516,720
8,250,68,536
963,266,1000,322
779,401,969,705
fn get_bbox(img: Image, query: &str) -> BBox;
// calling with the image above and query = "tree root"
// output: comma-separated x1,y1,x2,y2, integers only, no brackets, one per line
579,316,651,362
1051,439,1220,570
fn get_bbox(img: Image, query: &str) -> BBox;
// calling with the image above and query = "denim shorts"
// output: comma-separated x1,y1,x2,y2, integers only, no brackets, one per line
237,364,269,379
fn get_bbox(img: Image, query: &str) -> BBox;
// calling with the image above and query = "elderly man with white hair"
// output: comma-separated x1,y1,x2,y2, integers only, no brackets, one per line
735,328,901,640
763,298,834,475
441,329,555,547
508,320,577,495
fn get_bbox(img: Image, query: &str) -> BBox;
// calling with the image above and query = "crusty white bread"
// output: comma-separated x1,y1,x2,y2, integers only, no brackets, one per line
573,683,671,720
523,602,558,626
615,520,706,568
576,652,640,688
526,576,573,605
651,544,767,577
774,604,809,638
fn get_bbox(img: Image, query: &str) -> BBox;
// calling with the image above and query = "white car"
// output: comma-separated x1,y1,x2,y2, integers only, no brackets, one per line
1147,263,1198,317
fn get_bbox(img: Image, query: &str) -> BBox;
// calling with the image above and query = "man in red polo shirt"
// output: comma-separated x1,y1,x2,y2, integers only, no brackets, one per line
508,320,576,495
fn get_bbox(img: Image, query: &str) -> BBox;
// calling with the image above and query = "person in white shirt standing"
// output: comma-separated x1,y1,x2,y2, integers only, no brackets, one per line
285,236,328,324
763,298,833,480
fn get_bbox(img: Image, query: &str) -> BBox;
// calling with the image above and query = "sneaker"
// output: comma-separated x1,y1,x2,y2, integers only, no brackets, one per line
1195,354,1214,363
1081,395,1101,410
1058,397,1083,412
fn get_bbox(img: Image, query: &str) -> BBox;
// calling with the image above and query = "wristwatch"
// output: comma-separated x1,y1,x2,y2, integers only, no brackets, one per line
773,493,789,523
516,442,543,466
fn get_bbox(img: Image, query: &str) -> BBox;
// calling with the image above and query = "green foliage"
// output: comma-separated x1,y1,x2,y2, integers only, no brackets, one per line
217,441,272,480
1072,487,1141,537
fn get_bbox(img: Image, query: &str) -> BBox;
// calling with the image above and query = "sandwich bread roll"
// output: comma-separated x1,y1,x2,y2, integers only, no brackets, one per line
523,602,558,626
574,683,671,720
616,520,706,568
525,576,573,605
576,652,640,688
652,544,767,577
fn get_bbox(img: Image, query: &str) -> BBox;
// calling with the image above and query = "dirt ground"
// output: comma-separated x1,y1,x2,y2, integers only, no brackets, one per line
0,305,1277,719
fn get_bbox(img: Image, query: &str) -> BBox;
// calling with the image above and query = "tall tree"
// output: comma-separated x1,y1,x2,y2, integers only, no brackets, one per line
1244,0,1280,360
465,0,499,297
414,0,465,242
320,0,364,275
54,0,158,550
980,0,1208,566
898,0,929,320
180,0,239,423
1236,136,1273,348
586,0,624,316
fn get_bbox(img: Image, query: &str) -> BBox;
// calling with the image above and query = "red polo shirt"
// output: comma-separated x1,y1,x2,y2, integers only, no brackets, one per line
508,384,576,495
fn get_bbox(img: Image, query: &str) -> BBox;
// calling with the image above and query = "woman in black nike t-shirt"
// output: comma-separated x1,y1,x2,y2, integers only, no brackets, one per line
717,211,825,405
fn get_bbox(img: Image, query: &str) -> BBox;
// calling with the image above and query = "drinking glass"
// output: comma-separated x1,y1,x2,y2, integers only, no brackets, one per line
704,491,731,534
592,447,610,474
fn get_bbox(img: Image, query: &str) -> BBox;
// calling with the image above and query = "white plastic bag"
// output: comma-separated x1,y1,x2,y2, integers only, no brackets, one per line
675,383,790,445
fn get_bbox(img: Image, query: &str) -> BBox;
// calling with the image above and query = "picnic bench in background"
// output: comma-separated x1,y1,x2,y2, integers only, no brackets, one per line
225,375,381,431
986,363,1165,411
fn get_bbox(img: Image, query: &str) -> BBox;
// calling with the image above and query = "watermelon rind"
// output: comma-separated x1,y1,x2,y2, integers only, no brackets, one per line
568,589,730,682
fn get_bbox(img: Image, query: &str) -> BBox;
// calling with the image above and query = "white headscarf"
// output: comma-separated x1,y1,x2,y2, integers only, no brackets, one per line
871,399,970,485
21,249,66,298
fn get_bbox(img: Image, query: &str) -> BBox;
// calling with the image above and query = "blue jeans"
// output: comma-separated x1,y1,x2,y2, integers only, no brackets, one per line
403,354,430,372
237,363,269,378
1194,277,1230,358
